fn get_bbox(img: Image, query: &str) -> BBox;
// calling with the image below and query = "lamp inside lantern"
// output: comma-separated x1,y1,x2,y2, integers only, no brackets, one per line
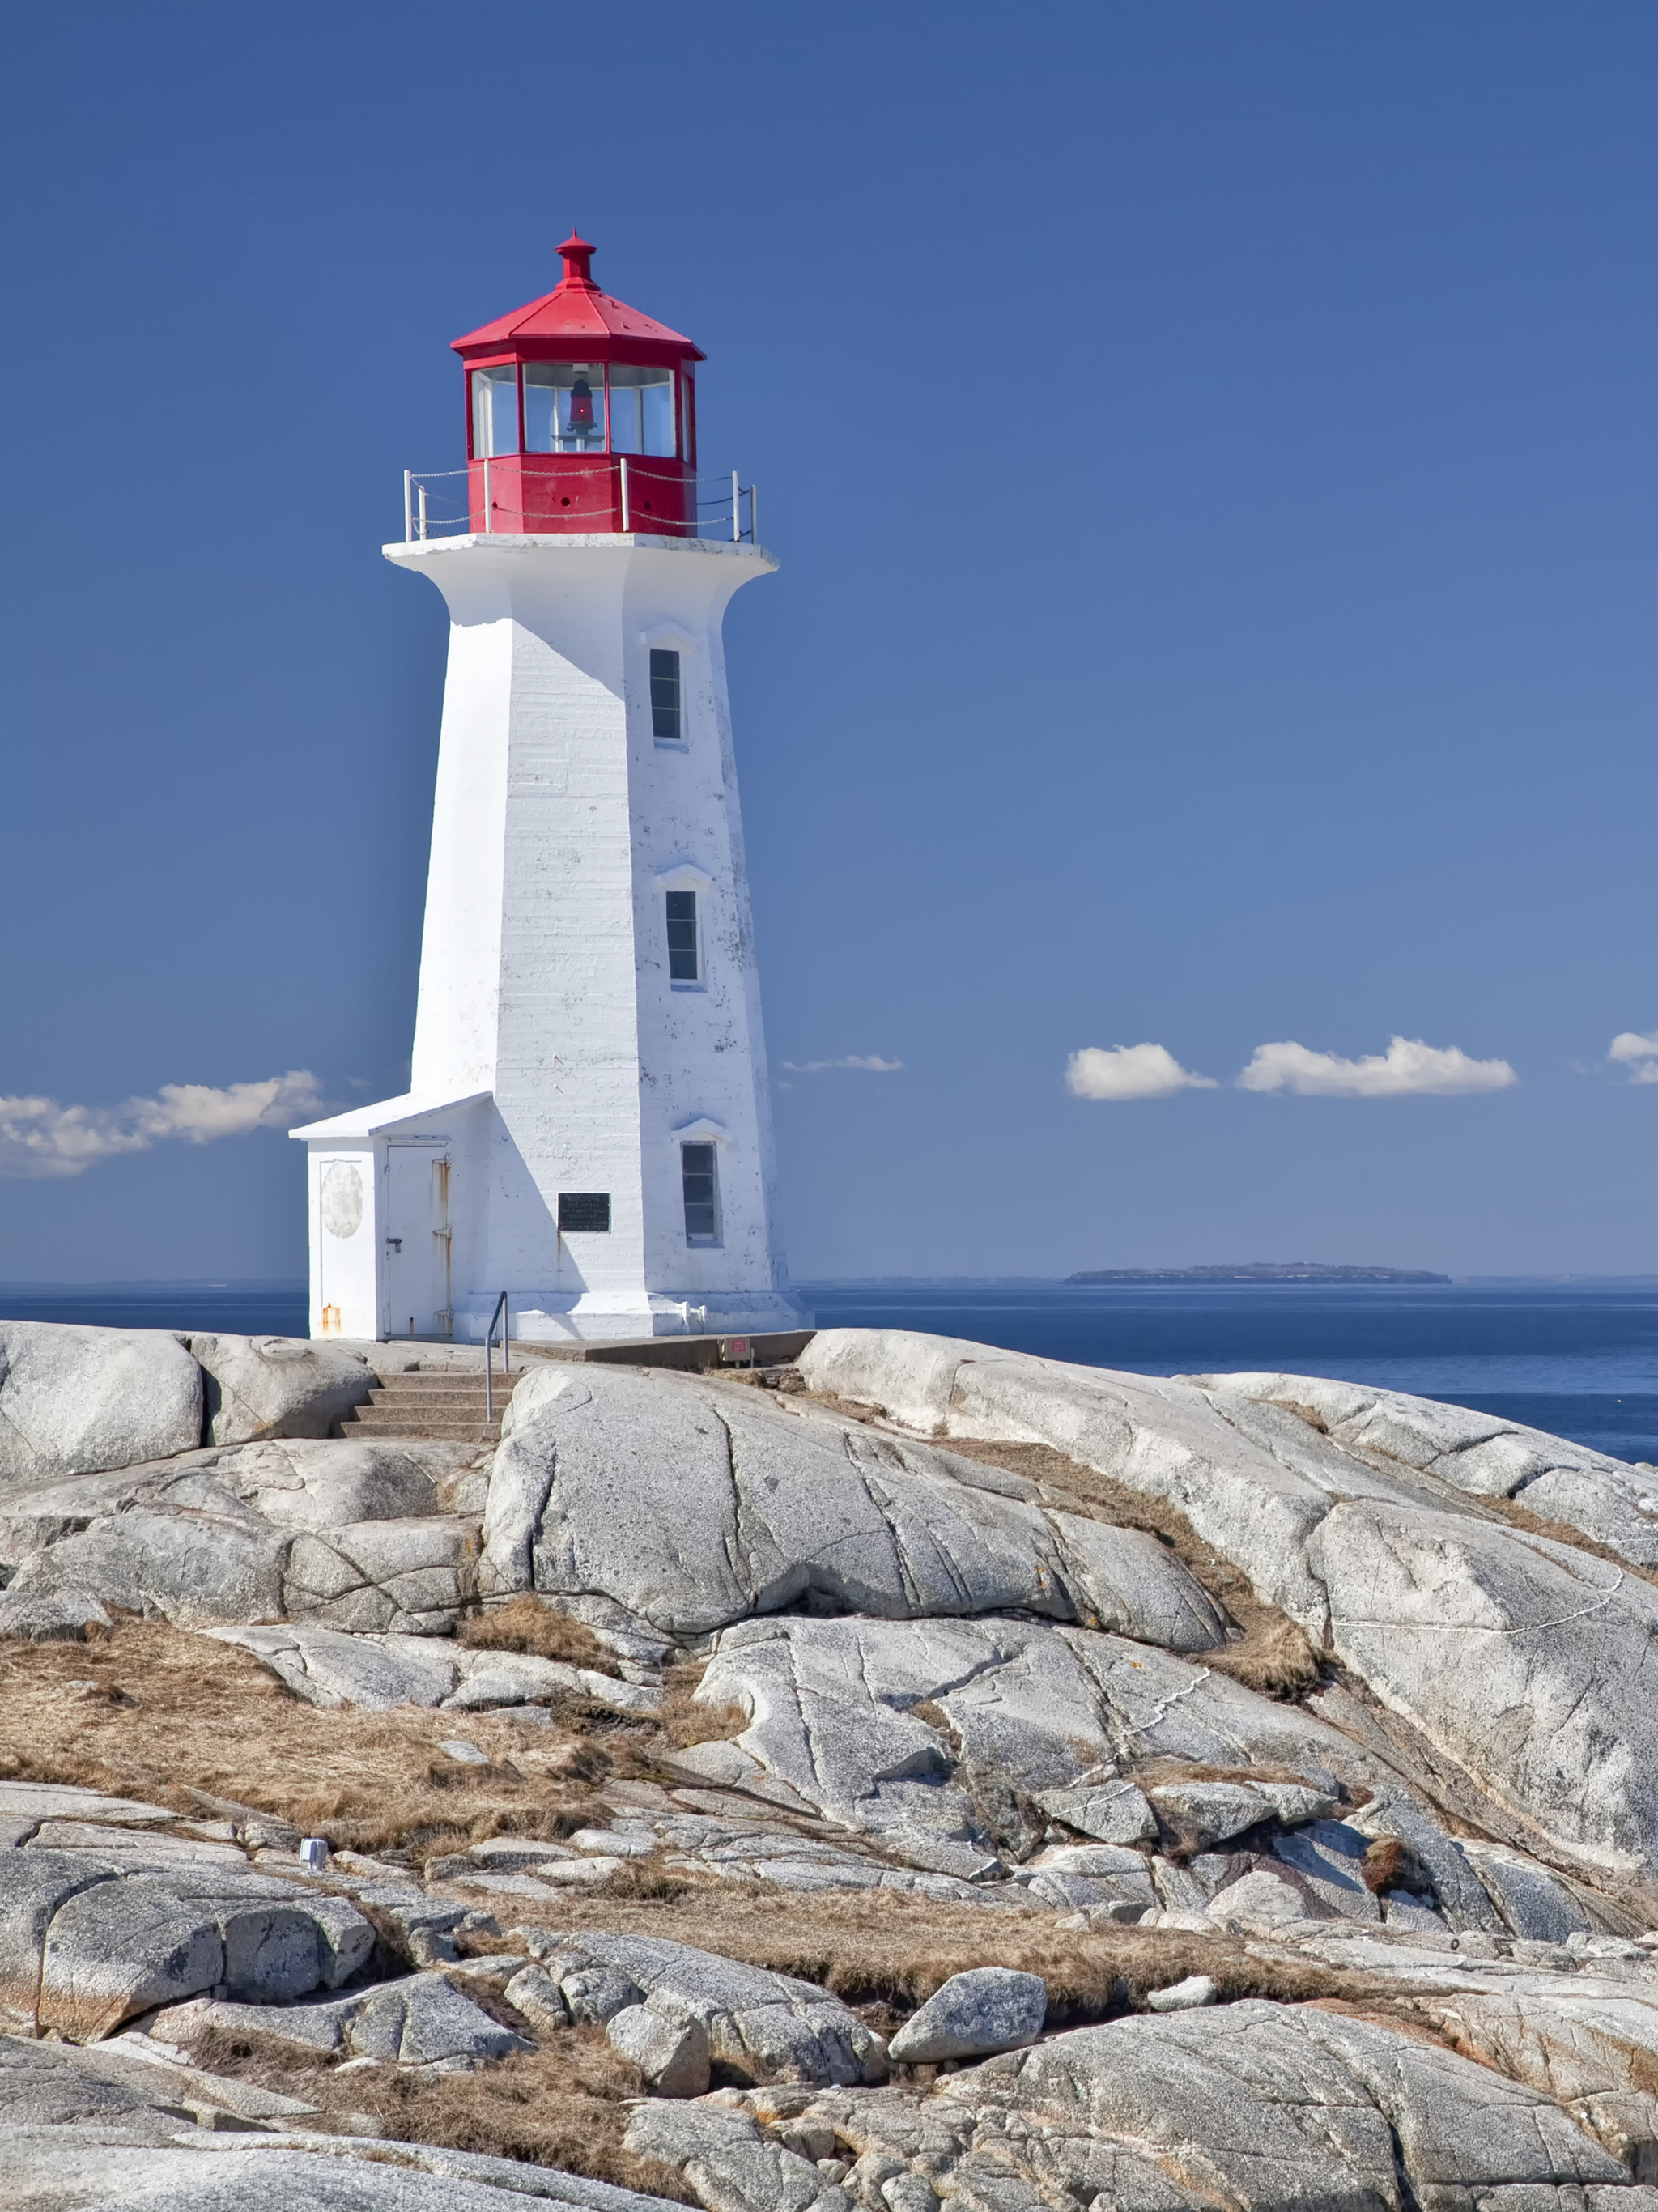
567,374,597,434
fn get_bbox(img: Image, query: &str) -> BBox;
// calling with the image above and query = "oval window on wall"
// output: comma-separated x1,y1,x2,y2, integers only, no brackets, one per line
320,1161,364,1240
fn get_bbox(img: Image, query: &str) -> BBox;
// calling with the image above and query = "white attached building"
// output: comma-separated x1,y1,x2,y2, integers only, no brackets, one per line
293,234,806,1344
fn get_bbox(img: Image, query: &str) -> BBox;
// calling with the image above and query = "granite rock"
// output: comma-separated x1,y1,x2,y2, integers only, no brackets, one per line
797,1330,1658,1896
482,1363,1225,1647
606,2000,712,2095
1206,1368,1658,1572
207,1621,655,1713
0,2118,687,2207
525,1930,886,2087
187,1335,375,1447
886,1967,1046,2062
4,1853,375,2039
0,1322,202,1489
159,1969,528,2069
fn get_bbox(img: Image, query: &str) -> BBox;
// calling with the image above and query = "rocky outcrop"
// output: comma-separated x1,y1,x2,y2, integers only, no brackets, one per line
796,1330,1658,1904
519,1929,887,2088
483,1364,1226,1646
12,1321,1658,2211
0,1322,202,1487
0,2125,687,2210
206,1621,656,1713
0,2030,684,2206
157,1969,527,2069
0,1851,372,2038
0,1439,484,1636
1202,1368,1658,1569
633,1997,1658,2210
186,1335,375,1447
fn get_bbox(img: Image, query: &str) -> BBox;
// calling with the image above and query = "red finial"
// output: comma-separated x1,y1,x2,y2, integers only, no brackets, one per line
556,232,597,290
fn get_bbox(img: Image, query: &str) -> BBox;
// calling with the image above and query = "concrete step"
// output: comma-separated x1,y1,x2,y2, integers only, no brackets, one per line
370,1368,525,1385
334,1366,523,1444
363,1389,508,1410
340,1409,504,1443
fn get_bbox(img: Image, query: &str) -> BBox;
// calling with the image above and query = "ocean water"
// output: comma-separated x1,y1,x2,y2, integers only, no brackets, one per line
0,1283,310,1338
3,1277,1656,1466
798,1279,1658,1466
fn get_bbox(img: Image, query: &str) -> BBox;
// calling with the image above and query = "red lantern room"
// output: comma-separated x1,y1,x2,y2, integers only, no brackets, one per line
450,234,704,536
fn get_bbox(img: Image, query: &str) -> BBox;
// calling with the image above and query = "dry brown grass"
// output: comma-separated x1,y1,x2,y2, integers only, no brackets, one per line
657,1658,749,1749
0,1620,627,1857
936,1436,1323,1698
178,2017,694,2202
1268,1399,1329,1433
456,1878,1443,2024
457,1597,623,1678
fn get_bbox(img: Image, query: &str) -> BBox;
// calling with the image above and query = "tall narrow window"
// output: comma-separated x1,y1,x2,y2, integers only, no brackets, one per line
682,1142,720,1244
665,890,699,982
471,365,519,457
650,649,682,740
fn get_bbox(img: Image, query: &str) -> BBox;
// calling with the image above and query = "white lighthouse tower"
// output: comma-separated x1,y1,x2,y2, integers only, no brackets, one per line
292,234,806,1345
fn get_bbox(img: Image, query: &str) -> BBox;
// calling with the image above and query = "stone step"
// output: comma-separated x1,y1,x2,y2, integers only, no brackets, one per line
338,1410,504,1444
364,1388,508,1409
368,1371,525,1394
334,1366,523,1444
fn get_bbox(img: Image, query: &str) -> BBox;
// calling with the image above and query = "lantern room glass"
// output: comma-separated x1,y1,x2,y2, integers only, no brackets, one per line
608,366,676,457
524,364,607,453
471,366,519,457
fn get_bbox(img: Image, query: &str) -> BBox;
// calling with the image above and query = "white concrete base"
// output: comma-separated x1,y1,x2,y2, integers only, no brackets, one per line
497,1288,812,1345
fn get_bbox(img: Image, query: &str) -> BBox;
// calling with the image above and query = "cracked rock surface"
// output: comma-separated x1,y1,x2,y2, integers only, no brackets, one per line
11,1322,1658,2208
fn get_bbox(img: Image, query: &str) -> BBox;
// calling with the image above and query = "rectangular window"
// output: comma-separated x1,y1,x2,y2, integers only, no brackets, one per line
665,889,699,982
650,649,682,740
523,363,606,454
557,1192,611,1233
682,1143,720,1244
607,365,676,457
471,365,519,457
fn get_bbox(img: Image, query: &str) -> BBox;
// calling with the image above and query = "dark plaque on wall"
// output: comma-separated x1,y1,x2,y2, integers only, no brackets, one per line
558,1193,612,1234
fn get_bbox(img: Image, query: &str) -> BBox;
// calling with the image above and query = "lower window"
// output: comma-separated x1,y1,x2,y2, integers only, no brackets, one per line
681,1143,720,1244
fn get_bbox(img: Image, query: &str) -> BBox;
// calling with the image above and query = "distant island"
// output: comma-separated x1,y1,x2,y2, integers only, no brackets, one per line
1067,1263,1452,1285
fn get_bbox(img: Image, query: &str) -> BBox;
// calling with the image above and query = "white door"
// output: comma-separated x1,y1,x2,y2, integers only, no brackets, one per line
382,1146,452,1338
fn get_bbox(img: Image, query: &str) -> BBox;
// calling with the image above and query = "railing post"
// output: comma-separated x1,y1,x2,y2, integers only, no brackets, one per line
750,484,758,545
403,469,413,544
418,483,428,540
483,1290,510,1421
731,469,739,542
620,454,630,532
483,457,491,534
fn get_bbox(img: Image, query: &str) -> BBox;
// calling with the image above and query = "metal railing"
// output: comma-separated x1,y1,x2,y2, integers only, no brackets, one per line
483,1291,509,1421
402,466,758,545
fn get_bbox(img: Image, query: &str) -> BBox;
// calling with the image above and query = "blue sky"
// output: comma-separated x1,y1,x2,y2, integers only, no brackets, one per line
2,1,1656,1282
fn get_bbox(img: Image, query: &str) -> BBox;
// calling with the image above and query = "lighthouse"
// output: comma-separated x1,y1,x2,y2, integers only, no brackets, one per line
292,235,806,1345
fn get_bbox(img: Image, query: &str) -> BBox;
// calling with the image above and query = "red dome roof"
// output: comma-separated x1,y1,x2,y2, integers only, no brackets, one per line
452,234,704,365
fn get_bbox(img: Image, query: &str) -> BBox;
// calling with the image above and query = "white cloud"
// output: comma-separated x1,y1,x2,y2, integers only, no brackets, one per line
781,1055,903,1074
1609,1032,1658,1084
0,1070,325,1180
1065,1044,1218,1101
1237,1036,1517,1098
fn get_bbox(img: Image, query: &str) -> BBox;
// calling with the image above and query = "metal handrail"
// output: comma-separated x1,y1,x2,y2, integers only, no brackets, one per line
484,1291,509,1421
